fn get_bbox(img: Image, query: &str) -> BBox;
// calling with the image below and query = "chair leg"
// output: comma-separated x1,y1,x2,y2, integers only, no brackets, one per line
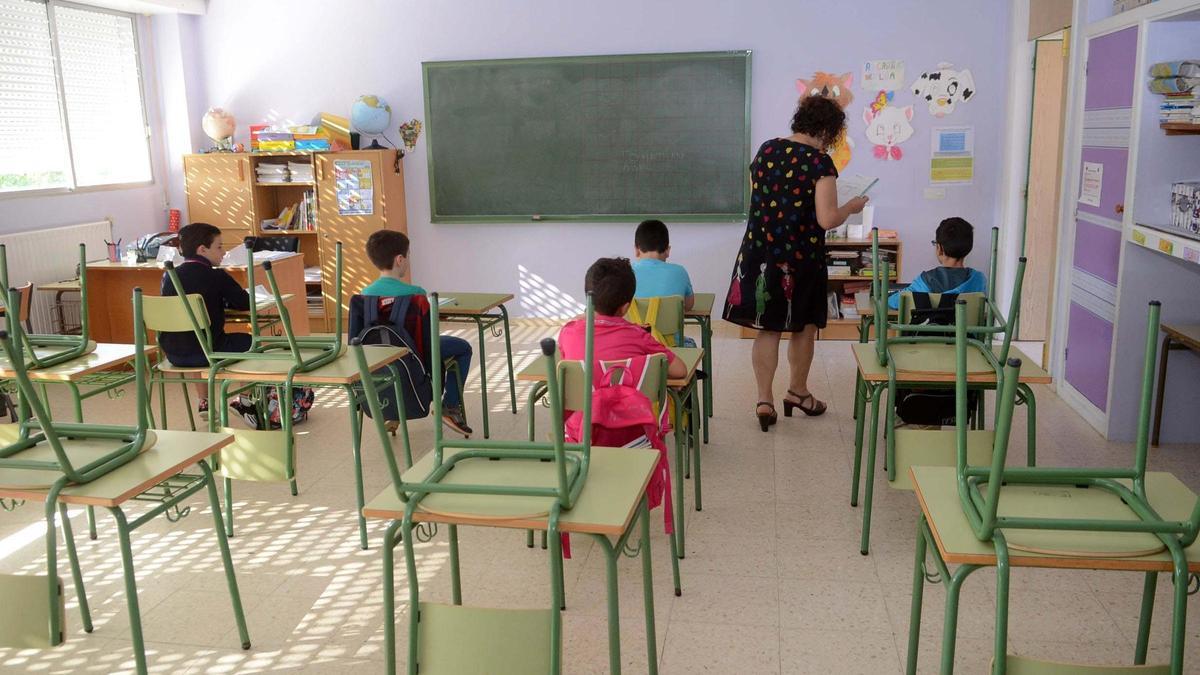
1019,384,1037,466
690,384,702,512
475,319,491,439
939,565,979,675
668,510,682,597
1135,572,1157,664
448,524,461,605
1168,549,1189,675
346,385,369,550
86,505,97,540
638,498,659,675
58,503,93,633
157,381,168,431
110,508,149,675
500,305,518,415
224,476,235,538
851,375,868,507
905,517,929,675
859,389,883,555
1152,336,1172,447
382,520,403,675
669,389,686,559
992,532,1010,675
526,529,535,548
181,382,196,432
200,461,251,650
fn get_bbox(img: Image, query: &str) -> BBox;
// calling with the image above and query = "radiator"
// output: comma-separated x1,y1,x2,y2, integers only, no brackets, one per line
0,220,112,334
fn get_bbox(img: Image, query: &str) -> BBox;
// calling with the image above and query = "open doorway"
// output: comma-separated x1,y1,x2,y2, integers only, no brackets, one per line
1019,32,1070,360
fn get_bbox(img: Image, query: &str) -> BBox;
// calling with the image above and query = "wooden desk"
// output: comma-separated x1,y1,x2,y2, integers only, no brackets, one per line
516,346,704,389
0,429,249,674
1152,324,1200,447
851,342,1052,385
908,465,1199,673
85,253,309,343
214,345,408,549
438,292,517,439
685,293,715,443
363,446,660,674
0,342,149,383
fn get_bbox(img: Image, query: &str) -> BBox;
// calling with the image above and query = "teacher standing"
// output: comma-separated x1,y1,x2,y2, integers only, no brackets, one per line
723,95,868,432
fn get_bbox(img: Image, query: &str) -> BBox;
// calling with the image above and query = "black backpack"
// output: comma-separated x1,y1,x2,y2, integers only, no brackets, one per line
895,292,979,426
349,294,433,421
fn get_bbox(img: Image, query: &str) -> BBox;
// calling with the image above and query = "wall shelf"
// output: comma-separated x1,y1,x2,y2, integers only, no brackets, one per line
1160,122,1200,135
1129,224,1200,265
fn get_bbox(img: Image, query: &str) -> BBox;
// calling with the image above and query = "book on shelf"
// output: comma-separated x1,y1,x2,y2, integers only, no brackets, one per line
828,266,853,277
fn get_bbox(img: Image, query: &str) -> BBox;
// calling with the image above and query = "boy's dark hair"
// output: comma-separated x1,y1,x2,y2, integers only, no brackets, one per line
179,222,221,258
366,230,411,270
634,219,670,254
585,257,636,316
935,217,974,260
790,95,847,151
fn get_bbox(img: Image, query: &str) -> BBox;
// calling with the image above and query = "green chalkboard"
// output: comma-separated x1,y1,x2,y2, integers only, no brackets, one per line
423,51,751,223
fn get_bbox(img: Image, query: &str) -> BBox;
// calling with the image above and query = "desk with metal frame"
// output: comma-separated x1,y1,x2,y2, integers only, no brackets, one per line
1151,324,1200,447
518,346,704,557
0,429,249,675
363,445,662,675
437,293,517,439
685,293,714,443
36,279,82,335
213,345,409,550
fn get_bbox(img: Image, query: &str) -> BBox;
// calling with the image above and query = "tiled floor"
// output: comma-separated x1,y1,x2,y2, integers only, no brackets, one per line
1,321,1199,674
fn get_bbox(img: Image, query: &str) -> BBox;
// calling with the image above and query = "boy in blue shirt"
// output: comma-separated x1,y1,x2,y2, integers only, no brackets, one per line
631,219,696,346
888,217,987,310
363,230,473,436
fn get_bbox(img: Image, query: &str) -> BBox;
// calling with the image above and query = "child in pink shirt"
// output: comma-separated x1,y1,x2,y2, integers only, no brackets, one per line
558,258,688,380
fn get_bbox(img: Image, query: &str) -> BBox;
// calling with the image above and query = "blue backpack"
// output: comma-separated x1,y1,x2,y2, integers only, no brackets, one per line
349,294,433,421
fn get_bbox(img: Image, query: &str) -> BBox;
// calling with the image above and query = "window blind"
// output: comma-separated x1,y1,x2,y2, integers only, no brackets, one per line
0,0,70,191
53,4,149,186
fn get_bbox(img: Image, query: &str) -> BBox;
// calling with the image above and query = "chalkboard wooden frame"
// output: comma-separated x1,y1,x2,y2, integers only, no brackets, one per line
422,50,752,223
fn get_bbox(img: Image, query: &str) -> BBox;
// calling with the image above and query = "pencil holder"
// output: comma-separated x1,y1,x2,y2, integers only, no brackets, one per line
106,242,119,262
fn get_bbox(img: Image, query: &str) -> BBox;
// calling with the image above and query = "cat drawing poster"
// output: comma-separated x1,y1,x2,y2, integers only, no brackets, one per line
862,91,913,161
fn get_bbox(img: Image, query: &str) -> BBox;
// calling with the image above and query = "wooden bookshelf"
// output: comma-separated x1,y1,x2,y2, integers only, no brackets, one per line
1160,122,1200,135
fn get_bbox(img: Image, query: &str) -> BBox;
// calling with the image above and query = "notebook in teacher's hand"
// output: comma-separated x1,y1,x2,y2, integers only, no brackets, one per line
837,175,878,204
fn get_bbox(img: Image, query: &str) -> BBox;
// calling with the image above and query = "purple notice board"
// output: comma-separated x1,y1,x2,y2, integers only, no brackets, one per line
1064,302,1115,411
1084,27,1139,111
1072,218,1123,285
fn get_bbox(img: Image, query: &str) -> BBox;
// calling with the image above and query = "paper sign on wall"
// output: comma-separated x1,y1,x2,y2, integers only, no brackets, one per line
930,126,974,184
1079,162,1103,207
862,59,904,91
334,159,374,216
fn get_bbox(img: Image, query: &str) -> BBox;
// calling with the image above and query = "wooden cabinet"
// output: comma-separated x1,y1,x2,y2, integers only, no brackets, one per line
183,149,408,331
314,150,407,325
183,154,255,248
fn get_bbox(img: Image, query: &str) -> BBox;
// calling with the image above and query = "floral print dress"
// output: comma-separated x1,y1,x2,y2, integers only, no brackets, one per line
723,139,838,332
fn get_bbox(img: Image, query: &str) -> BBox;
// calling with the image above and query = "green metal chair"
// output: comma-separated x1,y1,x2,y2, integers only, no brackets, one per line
0,287,251,674
851,227,1032,554
359,293,663,674
0,244,96,369
161,243,345,535
906,300,1193,675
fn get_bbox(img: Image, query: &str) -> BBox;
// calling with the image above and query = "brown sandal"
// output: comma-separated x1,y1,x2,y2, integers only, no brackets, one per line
783,390,826,417
756,402,778,432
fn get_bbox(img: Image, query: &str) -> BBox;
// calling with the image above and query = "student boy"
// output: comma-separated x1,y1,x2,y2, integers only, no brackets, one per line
632,219,696,346
888,217,987,310
362,230,473,436
558,257,688,381
159,222,251,419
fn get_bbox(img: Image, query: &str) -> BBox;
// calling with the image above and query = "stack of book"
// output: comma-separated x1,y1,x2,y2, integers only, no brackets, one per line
827,249,857,277
857,249,897,279
288,161,314,183
307,289,324,315
290,126,331,152
838,281,872,319
1148,61,1200,124
255,163,289,184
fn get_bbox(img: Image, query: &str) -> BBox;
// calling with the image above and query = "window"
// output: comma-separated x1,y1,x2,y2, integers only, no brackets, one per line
0,0,152,193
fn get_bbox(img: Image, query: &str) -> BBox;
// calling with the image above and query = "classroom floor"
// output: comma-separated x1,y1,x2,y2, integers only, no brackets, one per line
1,321,1200,674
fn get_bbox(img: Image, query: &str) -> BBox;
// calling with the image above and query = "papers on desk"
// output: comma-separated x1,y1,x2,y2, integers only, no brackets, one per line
837,174,878,205
251,285,274,304
438,297,456,307
220,248,292,267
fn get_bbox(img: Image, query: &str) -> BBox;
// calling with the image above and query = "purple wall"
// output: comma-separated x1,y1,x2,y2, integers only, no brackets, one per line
158,0,1013,314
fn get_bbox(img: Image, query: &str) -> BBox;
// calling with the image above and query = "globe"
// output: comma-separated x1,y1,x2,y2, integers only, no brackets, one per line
201,107,236,143
351,95,392,135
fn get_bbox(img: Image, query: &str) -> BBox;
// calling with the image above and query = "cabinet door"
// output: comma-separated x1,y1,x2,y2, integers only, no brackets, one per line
1062,26,1138,412
314,150,404,319
183,154,255,247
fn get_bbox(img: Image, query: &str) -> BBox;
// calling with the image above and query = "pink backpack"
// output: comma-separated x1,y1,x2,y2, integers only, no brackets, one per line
561,356,673,557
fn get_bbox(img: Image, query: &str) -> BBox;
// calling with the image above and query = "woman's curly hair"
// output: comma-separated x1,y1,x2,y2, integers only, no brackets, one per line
789,95,846,150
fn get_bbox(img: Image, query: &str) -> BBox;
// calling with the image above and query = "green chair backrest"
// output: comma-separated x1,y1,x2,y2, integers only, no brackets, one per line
0,288,151,487
898,291,986,327
951,299,1200,547
627,296,685,346
558,353,668,413
162,242,344,374
0,244,93,369
354,292,597,512
141,293,211,334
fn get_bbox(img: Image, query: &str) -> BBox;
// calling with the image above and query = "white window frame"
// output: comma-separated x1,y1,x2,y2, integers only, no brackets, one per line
0,0,155,199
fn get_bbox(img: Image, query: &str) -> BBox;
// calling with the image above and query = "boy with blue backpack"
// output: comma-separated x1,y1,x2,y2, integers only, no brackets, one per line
360,230,473,436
